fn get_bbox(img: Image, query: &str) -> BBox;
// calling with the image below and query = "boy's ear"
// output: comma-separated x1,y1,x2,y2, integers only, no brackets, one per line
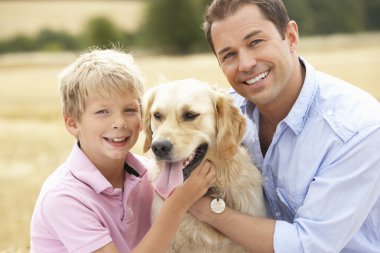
64,113,79,137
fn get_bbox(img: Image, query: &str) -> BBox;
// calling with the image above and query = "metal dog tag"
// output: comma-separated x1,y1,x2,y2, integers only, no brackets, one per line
210,198,225,214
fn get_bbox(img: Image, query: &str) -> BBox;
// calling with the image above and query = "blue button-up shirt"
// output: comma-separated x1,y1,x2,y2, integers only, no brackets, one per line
231,58,380,252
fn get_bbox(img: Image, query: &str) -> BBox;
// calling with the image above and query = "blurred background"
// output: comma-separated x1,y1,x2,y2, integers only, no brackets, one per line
0,0,379,252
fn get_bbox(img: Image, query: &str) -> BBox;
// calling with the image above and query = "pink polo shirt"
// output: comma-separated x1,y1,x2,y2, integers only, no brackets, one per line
30,143,153,253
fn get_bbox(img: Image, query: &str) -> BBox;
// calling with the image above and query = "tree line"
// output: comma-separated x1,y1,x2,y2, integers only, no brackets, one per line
284,0,380,35
1,0,379,55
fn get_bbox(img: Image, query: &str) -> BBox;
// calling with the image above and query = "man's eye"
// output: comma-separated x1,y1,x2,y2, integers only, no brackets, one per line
153,112,161,120
183,112,199,121
222,52,235,61
249,39,263,47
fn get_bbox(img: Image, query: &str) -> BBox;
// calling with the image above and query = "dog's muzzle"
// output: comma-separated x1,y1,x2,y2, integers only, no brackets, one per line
151,140,172,160
151,140,208,180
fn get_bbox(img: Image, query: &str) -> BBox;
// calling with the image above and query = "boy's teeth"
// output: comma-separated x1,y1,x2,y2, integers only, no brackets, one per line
246,71,269,85
107,137,127,142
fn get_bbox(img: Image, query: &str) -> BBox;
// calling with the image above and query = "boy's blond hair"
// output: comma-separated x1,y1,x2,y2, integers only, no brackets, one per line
58,48,145,122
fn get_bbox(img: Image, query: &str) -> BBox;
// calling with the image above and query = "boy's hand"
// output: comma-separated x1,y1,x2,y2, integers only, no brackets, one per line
169,160,216,209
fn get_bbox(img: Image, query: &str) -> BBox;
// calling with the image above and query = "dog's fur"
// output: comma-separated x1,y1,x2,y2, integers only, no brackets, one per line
143,79,266,253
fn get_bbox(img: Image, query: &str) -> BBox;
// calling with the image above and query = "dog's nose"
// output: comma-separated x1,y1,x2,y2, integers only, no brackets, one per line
151,140,172,159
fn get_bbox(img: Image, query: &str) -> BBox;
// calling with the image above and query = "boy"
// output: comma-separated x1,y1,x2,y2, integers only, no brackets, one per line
30,48,215,253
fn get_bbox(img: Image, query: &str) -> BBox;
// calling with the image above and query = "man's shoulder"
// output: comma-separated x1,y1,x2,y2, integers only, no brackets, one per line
228,88,247,110
313,70,380,141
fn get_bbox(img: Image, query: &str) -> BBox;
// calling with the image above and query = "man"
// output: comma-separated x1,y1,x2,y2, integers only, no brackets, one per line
189,0,380,252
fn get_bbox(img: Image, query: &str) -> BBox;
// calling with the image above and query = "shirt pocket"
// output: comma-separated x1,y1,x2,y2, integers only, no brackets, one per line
276,186,305,221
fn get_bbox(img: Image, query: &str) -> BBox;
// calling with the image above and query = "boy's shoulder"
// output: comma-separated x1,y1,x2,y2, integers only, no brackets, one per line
39,163,93,203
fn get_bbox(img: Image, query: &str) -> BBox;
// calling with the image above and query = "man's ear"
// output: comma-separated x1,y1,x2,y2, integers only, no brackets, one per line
285,20,299,53
64,113,79,137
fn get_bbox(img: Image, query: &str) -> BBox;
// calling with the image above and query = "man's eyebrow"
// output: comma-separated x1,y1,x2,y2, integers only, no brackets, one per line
243,30,262,41
216,30,262,57
216,47,231,57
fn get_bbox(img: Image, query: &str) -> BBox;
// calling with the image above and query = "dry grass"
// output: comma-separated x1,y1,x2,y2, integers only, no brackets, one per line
0,33,380,252
0,0,145,39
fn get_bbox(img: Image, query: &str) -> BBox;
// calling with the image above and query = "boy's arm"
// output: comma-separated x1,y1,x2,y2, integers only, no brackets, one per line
93,242,120,253
131,160,215,253
92,161,214,253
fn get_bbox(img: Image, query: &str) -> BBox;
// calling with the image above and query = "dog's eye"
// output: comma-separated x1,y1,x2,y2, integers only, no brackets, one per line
153,112,161,121
183,112,199,121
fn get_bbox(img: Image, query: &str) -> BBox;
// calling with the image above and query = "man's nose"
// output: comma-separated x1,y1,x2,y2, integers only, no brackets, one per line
238,50,257,72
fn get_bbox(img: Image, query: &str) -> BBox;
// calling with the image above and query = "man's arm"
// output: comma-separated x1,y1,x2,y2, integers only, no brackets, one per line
189,196,275,253
191,128,380,253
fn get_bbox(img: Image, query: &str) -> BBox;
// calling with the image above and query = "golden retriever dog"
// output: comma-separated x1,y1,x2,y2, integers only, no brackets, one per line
143,79,266,253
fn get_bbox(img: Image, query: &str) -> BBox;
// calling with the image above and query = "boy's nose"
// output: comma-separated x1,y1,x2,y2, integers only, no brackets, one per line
112,116,127,129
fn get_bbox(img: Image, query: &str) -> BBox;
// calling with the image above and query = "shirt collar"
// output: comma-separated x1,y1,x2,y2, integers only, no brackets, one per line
125,152,148,178
238,57,318,135
282,57,318,135
66,143,147,194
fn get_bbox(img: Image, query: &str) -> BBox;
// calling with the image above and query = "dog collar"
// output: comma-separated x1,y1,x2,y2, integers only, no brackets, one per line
208,187,226,214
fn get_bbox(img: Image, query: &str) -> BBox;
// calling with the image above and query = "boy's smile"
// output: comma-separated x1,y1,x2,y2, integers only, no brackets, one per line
103,136,131,147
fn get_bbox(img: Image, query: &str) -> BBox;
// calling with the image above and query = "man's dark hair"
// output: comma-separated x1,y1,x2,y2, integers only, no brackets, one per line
203,0,290,53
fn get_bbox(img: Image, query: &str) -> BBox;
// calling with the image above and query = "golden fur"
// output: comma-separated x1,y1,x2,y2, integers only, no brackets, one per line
143,79,266,253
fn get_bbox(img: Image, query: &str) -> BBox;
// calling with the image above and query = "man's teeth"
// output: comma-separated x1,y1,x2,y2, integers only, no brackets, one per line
106,137,128,142
246,71,269,85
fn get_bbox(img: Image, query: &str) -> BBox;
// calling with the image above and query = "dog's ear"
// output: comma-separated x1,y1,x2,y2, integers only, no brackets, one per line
215,92,247,159
142,88,157,153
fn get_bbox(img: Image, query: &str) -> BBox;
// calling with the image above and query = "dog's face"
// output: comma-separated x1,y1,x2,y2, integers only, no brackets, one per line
143,79,246,177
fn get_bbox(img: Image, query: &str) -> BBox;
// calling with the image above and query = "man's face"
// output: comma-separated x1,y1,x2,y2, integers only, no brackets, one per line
211,4,299,109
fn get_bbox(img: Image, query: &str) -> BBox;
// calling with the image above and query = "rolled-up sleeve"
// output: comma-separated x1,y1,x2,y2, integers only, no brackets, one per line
272,127,380,253
274,221,302,252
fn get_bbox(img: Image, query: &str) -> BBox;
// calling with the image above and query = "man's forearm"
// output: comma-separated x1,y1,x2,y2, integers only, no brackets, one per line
189,197,275,253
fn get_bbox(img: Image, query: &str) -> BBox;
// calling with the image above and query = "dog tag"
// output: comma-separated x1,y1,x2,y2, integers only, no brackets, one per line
210,198,225,214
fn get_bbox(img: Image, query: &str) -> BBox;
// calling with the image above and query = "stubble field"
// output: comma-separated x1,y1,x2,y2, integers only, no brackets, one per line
1,33,380,252
0,2,379,251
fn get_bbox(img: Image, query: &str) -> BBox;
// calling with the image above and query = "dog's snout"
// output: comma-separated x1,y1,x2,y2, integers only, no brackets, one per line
152,140,172,159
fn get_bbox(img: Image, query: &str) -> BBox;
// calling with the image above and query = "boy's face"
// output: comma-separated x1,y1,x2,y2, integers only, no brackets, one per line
65,90,142,169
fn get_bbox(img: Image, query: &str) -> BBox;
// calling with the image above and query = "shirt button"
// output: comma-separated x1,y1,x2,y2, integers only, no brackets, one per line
327,110,333,117
275,211,281,217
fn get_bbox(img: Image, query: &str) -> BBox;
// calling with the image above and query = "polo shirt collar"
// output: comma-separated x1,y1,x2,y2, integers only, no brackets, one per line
242,57,318,135
66,143,147,194
125,152,148,178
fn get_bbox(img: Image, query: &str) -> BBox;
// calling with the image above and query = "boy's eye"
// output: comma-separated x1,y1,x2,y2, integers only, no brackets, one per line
95,109,108,114
125,108,138,114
